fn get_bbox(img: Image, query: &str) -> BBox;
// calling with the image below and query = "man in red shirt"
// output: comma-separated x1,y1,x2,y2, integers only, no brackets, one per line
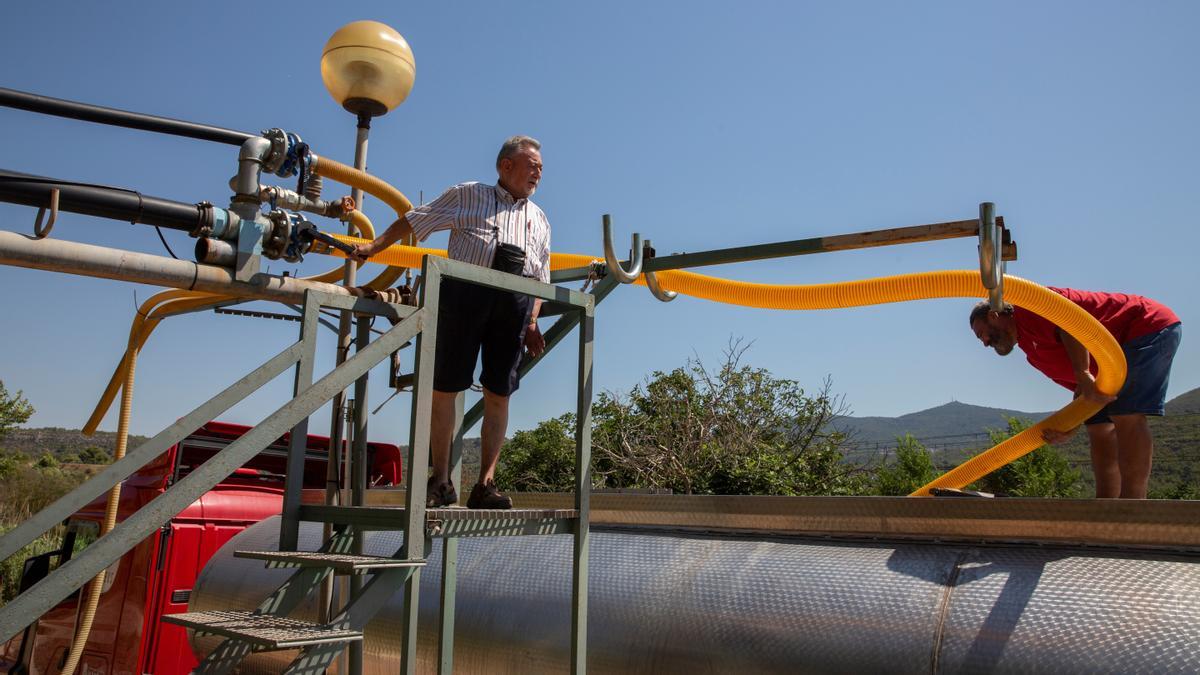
969,288,1182,498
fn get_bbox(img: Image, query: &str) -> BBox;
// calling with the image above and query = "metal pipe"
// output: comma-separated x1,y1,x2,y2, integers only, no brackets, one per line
978,202,1005,310
233,137,274,202
555,218,983,283
601,214,642,283
0,86,255,146
0,168,210,233
195,238,236,267
344,111,372,675
0,230,360,303
641,240,676,302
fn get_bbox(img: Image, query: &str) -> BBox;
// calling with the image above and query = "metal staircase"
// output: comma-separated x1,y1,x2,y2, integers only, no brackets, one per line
0,255,602,674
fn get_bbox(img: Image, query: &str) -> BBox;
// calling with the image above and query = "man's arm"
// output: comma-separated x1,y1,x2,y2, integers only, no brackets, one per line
351,185,460,262
524,215,550,357
350,216,413,262
1056,327,1116,405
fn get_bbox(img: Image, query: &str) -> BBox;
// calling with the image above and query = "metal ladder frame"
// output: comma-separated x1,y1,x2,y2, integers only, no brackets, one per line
0,288,407,643
172,254,597,674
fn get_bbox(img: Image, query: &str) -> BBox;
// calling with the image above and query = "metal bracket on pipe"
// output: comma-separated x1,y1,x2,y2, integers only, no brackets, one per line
601,214,642,284
642,239,676,302
32,187,58,239
978,202,1004,310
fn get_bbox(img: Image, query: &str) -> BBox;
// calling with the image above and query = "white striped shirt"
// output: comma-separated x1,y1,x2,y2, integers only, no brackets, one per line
407,182,551,283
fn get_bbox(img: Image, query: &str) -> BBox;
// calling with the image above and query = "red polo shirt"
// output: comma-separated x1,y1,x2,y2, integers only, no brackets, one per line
1013,288,1179,390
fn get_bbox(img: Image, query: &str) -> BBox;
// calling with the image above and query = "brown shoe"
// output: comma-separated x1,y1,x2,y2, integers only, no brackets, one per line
466,480,513,509
426,476,457,508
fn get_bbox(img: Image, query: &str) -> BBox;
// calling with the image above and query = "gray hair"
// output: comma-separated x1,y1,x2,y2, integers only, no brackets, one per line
496,135,541,170
969,300,1014,327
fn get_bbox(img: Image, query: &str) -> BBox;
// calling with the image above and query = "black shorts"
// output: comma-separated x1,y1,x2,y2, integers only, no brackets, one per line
432,278,533,396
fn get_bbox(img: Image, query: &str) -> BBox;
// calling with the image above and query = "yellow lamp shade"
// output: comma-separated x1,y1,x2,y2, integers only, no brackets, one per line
321,20,416,116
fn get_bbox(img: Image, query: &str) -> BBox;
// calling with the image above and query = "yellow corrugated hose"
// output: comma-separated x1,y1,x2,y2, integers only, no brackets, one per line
321,234,1126,495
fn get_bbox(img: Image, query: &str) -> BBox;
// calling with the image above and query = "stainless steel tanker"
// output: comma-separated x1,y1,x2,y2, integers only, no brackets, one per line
188,494,1200,673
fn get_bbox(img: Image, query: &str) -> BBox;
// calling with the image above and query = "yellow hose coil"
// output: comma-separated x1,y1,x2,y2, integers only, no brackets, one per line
312,155,413,217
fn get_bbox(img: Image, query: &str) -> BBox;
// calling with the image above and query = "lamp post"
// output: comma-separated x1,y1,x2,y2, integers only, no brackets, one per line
319,21,414,675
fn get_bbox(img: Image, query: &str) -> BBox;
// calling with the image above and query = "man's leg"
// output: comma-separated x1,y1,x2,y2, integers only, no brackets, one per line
429,390,459,485
478,387,510,485
1112,413,1154,499
1087,423,1120,498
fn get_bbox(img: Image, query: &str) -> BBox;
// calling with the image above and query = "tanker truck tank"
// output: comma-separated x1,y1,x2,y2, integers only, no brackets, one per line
187,496,1200,674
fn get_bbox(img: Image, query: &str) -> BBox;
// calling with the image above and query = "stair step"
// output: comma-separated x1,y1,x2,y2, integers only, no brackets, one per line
234,550,427,573
299,505,580,537
162,610,360,649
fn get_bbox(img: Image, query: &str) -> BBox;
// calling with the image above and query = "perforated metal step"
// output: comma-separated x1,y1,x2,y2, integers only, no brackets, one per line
299,504,580,537
234,550,427,573
161,610,361,649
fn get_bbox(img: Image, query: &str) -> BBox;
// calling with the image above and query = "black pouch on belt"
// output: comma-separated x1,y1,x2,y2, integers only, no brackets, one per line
490,242,526,276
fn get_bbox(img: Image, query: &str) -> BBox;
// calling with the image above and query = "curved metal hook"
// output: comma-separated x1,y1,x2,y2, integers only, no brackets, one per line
642,239,676,302
33,188,59,239
978,202,1004,310
602,214,643,284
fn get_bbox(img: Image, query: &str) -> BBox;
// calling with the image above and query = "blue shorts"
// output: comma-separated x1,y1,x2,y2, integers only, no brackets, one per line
1086,322,1182,425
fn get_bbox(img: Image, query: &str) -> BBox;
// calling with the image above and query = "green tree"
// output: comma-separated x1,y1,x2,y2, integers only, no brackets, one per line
495,414,582,492
77,446,112,465
874,434,937,496
0,380,34,438
969,417,1082,497
500,342,863,496
589,342,860,495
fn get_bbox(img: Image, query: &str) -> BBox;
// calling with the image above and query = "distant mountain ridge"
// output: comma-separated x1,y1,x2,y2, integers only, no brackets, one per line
0,426,150,459
838,386,1200,443
837,401,1049,443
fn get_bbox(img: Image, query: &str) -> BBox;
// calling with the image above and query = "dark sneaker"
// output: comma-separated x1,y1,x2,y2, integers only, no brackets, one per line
466,480,513,509
426,477,457,508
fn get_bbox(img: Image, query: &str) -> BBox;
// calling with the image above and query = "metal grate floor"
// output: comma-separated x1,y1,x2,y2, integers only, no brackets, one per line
161,610,361,649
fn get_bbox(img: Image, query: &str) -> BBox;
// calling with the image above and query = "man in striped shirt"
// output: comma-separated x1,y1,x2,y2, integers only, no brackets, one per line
352,136,550,509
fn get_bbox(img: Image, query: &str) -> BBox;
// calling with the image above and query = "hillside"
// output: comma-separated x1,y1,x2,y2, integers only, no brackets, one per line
1167,387,1200,415
839,387,1200,495
0,427,150,460
836,401,1050,443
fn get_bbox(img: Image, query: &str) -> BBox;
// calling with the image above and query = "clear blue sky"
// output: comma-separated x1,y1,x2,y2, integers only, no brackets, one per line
0,2,1195,440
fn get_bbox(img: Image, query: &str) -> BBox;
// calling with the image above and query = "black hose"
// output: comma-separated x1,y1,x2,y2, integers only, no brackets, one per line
0,169,207,233
0,87,255,147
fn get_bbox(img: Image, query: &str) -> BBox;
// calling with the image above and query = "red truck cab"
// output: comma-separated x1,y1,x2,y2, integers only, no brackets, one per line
1,422,402,675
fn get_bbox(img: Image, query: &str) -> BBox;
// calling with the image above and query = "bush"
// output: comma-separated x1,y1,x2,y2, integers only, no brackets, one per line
500,342,862,496
874,435,937,496
0,525,64,604
495,414,583,492
969,418,1082,497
